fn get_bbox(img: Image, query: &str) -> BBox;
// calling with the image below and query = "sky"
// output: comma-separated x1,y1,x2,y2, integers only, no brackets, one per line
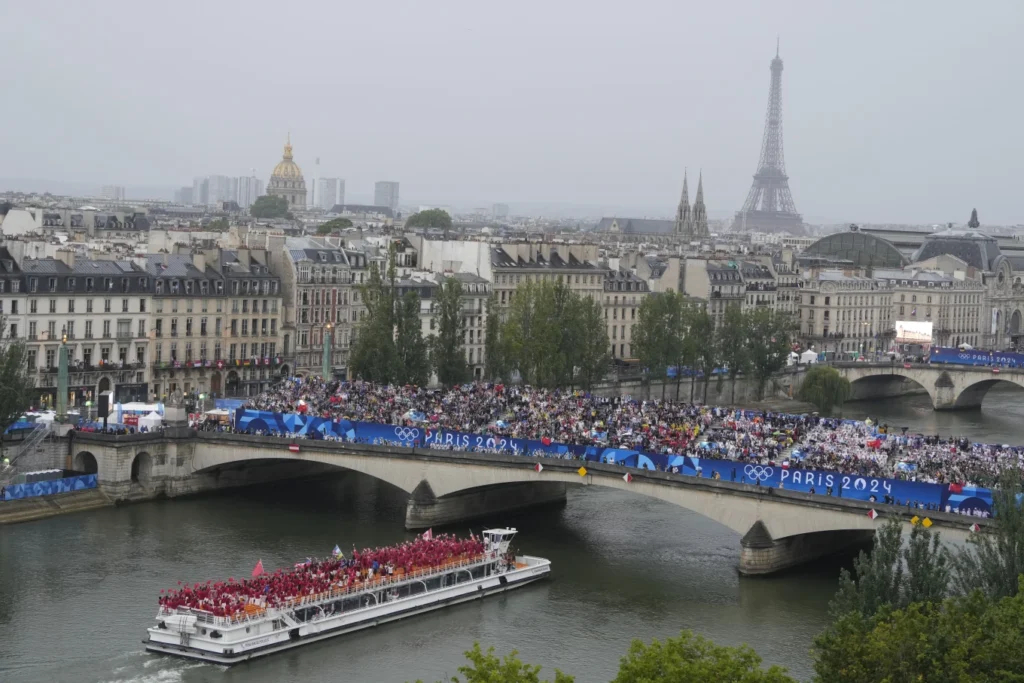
2,0,1023,224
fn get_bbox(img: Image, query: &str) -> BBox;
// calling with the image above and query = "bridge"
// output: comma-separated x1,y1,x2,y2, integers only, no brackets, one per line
834,362,1024,410
66,429,984,576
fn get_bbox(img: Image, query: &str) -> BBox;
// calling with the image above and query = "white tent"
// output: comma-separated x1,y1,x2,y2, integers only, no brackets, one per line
800,350,818,364
138,411,163,430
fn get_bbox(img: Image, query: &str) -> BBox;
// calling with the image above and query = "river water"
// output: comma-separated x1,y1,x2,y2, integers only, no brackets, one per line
2,391,1023,683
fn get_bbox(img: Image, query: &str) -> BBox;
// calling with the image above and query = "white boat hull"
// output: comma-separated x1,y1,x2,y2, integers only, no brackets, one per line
145,556,550,665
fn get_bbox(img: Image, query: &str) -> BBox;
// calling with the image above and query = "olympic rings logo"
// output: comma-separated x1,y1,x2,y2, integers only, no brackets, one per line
744,464,774,481
393,427,421,442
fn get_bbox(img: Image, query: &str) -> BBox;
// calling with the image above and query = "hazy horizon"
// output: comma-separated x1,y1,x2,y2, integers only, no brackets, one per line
3,1,1022,225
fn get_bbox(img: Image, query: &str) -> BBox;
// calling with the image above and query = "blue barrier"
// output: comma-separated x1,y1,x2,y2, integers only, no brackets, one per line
930,346,1024,368
232,409,994,514
2,474,98,501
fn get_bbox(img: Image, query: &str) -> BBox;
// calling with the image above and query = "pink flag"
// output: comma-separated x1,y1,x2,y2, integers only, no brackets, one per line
422,528,433,541
251,560,265,578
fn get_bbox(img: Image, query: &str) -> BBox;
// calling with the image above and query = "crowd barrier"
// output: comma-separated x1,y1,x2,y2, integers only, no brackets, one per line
233,409,995,515
2,474,98,501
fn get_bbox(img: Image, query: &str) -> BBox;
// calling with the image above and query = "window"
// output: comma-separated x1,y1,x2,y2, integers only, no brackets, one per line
28,322,36,340
231,319,237,336
104,299,111,313
29,299,36,314
85,278,94,292
103,320,111,338
9,301,16,315
67,321,75,339
137,320,146,338
85,320,93,338
170,318,178,336
186,318,193,336
67,299,75,313
140,298,146,313
241,320,249,335
49,299,56,313
215,318,222,336
8,324,15,339
201,317,208,336
48,278,57,292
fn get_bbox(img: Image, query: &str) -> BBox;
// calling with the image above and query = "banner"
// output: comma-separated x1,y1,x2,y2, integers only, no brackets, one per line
230,409,994,515
2,474,98,501
930,346,1024,368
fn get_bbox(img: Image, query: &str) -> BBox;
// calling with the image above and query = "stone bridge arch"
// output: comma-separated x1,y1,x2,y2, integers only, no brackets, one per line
949,375,1024,409
843,366,938,406
73,450,98,474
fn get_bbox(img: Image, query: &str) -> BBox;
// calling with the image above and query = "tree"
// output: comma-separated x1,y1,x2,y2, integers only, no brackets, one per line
0,317,33,457
798,365,852,415
744,309,792,399
718,305,749,404
612,631,795,683
968,208,980,229
250,195,291,219
633,295,674,399
813,584,1024,683
406,209,453,231
412,643,574,683
205,218,229,231
431,277,470,386
317,218,353,234
689,307,720,404
483,292,506,381
350,260,398,383
953,467,1024,600
565,293,609,389
395,290,430,386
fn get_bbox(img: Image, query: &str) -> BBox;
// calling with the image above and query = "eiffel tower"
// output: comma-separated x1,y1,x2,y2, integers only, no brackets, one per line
731,44,804,234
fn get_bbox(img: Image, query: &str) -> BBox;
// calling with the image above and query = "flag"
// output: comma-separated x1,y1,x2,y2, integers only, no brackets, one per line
251,559,265,578
781,461,790,469
541,437,552,446
970,523,981,533
534,462,544,473
949,482,964,494
422,528,433,541
289,443,300,453
867,509,878,520
623,472,633,483
332,544,343,558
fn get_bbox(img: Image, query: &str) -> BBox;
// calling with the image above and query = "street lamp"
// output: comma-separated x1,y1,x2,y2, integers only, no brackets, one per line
322,323,333,379
57,325,69,421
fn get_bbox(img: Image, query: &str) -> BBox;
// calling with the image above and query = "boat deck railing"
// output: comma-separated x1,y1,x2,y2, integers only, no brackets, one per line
158,551,497,628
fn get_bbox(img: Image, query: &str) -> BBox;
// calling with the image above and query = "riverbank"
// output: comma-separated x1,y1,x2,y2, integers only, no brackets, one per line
0,488,112,525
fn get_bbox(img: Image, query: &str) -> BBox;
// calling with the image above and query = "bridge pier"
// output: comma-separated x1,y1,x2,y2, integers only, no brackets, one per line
738,521,874,576
404,480,567,530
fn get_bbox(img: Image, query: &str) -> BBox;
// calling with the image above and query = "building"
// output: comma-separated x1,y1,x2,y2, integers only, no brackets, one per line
374,181,400,213
316,178,343,211
682,258,744,327
272,236,368,378
100,185,126,202
738,260,777,313
594,172,709,243
174,187,194,205
489,243,606,310
492,203,509,220
236,176,264,210
207,175,237,207
798,271,892,356
192,177,209,207
267,135,307,209
18,250,152,407
604,268,650,360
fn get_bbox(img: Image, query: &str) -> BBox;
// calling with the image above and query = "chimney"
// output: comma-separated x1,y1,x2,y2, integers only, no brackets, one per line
237,248,250,267
192,252,206,272
55,248,75,269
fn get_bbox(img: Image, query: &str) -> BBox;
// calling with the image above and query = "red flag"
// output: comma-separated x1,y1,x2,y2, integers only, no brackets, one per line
867,509,879,520
534,462,544,473
289,443,300,453
970,523,981,533
949,482,963,494
422,528,433,541
541,437,552,446
623,472,633,483
252,559,265,578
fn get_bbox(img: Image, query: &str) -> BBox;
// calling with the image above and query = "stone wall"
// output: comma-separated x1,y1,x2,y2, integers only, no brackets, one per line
589,367,808,404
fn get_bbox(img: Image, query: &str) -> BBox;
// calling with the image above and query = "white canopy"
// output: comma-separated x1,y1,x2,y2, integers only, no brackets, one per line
800,350,818,363
138,411,163,429
120,402,160,414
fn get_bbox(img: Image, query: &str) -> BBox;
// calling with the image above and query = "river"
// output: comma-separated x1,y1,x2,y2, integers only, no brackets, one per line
1,391,1022,683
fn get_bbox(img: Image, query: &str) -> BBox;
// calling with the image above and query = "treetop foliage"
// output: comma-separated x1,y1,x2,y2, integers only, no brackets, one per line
406,208,453,230
250,194,292,219
798,365,852,415
317,217,353,234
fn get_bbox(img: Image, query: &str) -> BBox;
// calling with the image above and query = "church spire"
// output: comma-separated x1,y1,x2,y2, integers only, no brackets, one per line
675,170,693,237
691,171,709,238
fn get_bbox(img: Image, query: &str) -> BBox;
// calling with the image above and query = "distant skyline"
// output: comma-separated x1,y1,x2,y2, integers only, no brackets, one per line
2,1,1022,225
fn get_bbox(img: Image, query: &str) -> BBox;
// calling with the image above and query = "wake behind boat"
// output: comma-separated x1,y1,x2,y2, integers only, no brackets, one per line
144,528,550,665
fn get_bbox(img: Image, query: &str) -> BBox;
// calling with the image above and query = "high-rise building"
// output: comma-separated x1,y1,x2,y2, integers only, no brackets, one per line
317,178,342,210
207,175,236,206
174,187,193,204
100,185,126,201
374,181,400,212
236,176,264,209
492,203,509,219
192,176,209,206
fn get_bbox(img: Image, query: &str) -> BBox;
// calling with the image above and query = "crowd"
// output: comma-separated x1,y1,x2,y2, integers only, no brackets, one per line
159,533,485,619
241,378,1024,489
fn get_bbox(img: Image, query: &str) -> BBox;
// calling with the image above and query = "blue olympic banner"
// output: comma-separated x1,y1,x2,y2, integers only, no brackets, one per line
2,474,98,501
930,346,1024,368
231,409,994,515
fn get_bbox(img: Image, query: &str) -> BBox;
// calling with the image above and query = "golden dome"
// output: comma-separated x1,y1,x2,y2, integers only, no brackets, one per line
271,134,304,180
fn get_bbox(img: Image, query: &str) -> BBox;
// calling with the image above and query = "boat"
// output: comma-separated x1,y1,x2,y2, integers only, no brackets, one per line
143,528,550,665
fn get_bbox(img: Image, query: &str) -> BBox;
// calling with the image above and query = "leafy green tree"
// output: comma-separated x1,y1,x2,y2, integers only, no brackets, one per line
317,218,353,234
718,305,749,404
350,260,398,383
968,208,980,229
0,317,33,458
612,631,795,683
395,290,430,386
813,584,1024,683
831,518,951,620
412,643,574,683
744,309,792,399
431,277,470,386
633,294,674,399
953,467,1024,600
689,307,720,404
205,218,229,231
798,365,852,415
250,195,291,219
483,292,506,381
565,293,609,389
664,293,698,402
406,209,453,230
